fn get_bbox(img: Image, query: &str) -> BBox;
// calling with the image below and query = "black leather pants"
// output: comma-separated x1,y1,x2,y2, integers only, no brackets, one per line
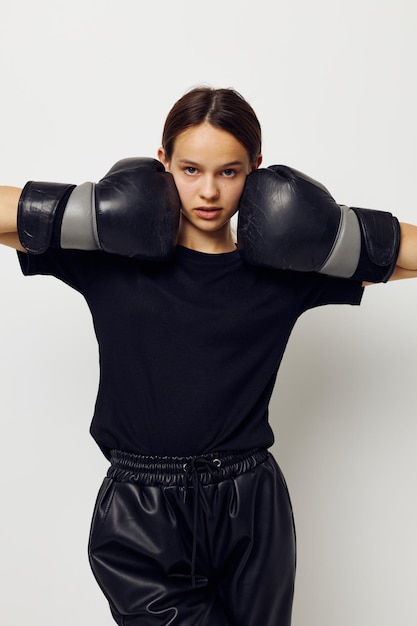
88,449,296,625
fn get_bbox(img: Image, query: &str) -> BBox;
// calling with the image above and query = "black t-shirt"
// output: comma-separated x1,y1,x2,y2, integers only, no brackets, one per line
18,246,364,458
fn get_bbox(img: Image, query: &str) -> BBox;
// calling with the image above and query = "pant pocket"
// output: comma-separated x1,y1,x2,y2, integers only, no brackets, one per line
88,477,116,553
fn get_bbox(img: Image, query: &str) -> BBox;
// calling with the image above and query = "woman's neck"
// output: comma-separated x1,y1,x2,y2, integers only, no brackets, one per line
176,218,236,254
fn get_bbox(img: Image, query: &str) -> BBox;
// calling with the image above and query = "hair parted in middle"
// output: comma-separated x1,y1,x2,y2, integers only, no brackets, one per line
161,86,262,164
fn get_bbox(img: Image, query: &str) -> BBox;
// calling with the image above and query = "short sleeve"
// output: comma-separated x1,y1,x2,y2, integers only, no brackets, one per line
294,271,365,313
17,248,107,293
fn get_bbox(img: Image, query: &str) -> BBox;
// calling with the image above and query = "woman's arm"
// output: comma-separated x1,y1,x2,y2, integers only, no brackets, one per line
0,186,25,251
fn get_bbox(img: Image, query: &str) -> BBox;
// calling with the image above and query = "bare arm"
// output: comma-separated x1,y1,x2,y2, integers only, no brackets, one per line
385,222,417,282
0,186,25,251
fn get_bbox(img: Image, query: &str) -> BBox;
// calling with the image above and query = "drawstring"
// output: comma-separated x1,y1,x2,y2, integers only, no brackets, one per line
108,448,270,587
182,456,222,587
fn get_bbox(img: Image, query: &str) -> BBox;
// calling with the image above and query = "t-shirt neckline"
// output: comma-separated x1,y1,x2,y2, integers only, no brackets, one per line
175,245,240,266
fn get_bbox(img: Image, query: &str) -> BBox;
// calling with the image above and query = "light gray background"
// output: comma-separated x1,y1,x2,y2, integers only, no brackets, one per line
1,1,416,624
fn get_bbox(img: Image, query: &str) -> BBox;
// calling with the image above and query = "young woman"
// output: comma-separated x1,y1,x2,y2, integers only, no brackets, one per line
1,87,417,626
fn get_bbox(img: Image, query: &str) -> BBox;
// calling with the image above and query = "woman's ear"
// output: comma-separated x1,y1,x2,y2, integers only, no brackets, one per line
252,154,263,171
157,147,169,171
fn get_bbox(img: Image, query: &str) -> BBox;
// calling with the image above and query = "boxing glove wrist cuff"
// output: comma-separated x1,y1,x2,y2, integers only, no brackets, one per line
349,207,401,283
17,181,76,254
318,205,400,282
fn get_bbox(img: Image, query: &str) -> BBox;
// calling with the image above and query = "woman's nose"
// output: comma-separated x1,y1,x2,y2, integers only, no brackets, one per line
199,175,219,201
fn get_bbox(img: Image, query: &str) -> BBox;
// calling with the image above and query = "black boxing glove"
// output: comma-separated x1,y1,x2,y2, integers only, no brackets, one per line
237,165,401,282
17,157,180,260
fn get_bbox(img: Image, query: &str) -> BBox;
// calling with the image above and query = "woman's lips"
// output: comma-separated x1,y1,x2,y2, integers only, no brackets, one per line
194,206,222,220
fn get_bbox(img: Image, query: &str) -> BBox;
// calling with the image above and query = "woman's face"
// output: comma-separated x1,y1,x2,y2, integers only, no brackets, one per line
158,122,261,250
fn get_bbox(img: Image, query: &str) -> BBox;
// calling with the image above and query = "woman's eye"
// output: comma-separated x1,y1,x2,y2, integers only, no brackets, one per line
222,169,236,178
184,166,198,175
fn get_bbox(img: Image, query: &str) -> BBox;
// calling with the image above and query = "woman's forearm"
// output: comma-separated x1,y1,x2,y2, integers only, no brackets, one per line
0,186,21,235
0,187,25,250
397,223,417,270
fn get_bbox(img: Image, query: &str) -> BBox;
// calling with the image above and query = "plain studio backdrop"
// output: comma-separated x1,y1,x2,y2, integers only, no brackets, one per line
1,1,416,624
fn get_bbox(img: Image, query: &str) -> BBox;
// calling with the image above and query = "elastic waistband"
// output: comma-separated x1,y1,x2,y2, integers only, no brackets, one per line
108,448,269,487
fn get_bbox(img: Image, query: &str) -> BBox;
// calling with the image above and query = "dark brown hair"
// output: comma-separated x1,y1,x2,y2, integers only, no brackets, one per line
162,87,262,164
